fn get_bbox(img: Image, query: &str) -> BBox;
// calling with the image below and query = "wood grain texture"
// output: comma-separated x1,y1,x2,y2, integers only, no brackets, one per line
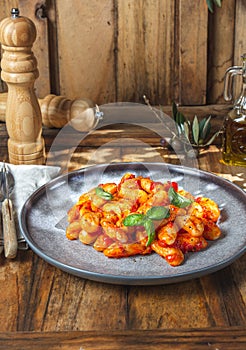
0,106,245,335
0,102,227,171
207,0,235,104
0,247,245,332
0,0,18,93
234,0,246,61
56,0,115,103
2,198,18,259
0,0,18,20
179,0,208,105
233,0,246,99
0,328,245,350
45,0,60,95
0,92,97,131
0,91,231,127
0,1,49,97
117,0,175,104
1,1,246,105
18,0,50,98
0,11,45,164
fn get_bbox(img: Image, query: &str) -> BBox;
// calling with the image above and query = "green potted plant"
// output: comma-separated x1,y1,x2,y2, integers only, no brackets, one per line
169,102,221,156
206,0,222,12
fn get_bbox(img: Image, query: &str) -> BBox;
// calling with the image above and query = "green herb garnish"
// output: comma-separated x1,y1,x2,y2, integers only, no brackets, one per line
143,219,156,246
95,187,113,200
123,206,170,246
146,206,170,220
123,213,145,226
168,187,193,208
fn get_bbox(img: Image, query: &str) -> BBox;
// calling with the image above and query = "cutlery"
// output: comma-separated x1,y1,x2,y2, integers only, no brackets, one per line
0,211,3,255
0,162,18,258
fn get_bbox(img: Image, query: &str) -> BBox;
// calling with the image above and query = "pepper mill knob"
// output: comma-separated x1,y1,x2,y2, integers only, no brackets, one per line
0,8,45,164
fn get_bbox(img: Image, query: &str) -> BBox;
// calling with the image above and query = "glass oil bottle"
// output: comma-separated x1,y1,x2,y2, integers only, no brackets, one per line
223,54,246,166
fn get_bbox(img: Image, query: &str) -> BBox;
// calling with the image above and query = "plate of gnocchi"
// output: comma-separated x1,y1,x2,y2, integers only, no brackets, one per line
20,162,246,285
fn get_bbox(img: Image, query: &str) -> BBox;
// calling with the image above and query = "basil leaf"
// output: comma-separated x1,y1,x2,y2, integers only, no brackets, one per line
168,187,193,208
95,187,113,200
146,206,170,220
144,219,156,246
123,214,144,226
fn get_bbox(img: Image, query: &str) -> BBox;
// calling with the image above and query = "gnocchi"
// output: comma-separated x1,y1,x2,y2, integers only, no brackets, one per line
66,173,221,267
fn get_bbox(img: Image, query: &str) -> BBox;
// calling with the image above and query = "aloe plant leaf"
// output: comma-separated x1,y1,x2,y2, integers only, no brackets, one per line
192,116,199,145
202,131,220,146
214,0,222,7
199,117,206,134
200,116,212,140
176,111,185,126
206,0,214,12
206,0,222,12
172,102,178,121
177,124,183,135
172,102,181,135
184,122,190,140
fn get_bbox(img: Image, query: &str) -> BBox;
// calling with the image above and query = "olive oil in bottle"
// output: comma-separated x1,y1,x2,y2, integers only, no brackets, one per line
222,54,246,166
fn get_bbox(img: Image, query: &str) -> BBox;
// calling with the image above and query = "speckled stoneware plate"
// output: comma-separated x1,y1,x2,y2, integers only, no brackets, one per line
20,162,246,285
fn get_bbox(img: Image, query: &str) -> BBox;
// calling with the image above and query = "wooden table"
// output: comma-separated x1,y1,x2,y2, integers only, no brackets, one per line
0,107,246,349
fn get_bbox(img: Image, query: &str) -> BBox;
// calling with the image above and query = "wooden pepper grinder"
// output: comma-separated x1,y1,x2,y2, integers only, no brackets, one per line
0,8,45,164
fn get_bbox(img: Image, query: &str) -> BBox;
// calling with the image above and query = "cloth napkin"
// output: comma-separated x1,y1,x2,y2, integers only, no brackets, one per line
0,162,61,250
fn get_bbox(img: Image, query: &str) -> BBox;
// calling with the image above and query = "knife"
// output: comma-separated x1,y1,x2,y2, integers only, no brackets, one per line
0,166,4,254
1,162,18,258
0,212,3,255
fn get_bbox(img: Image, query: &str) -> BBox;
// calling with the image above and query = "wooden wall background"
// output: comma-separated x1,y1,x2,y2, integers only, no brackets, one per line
0,0,246,106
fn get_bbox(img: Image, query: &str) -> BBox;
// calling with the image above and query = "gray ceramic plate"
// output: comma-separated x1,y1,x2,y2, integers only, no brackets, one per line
20,162,246,285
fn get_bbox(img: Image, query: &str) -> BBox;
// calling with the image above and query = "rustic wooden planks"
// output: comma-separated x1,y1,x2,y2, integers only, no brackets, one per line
116,0,176,104
207,0,235,104
53,0,208,105
0,222,245,332
54,0,116,103
232,0,246,99
178,0,208,105
0,119,246,334
0,327,245,350
0,1,246,105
